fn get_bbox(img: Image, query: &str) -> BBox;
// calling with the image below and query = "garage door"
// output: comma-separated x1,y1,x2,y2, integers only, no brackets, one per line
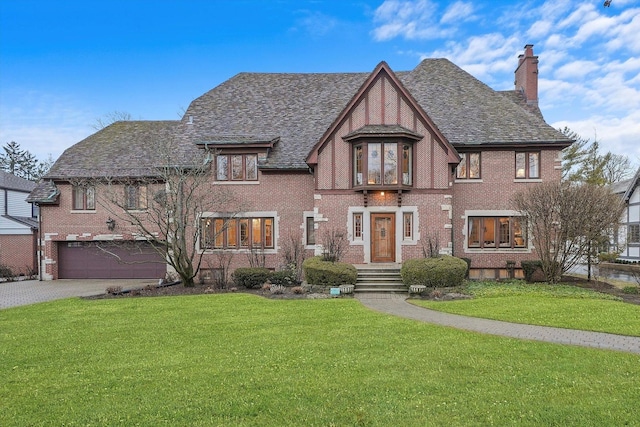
58,241,167,279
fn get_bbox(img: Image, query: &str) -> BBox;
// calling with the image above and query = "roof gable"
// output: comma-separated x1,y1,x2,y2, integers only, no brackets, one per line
306,61,459,165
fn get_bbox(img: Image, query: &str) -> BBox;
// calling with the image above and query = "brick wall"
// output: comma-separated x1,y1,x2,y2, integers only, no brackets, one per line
0,233,36,276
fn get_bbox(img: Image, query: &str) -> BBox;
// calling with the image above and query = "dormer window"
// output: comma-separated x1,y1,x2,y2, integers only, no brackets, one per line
216,154,258,181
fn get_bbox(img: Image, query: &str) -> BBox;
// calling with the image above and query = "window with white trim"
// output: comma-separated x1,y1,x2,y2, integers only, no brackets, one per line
468,216,527,249
200,217,273,249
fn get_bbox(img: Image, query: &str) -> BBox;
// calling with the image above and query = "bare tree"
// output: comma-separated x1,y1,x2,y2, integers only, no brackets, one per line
280,229,308,281
513,181,624,283
92,111,133,131
319,227,349,262
91,140,241,286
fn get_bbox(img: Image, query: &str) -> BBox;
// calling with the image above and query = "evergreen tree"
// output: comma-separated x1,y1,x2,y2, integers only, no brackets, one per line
0,141,52,181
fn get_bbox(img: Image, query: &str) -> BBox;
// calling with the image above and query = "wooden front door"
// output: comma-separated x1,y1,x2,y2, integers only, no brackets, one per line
371,213,395,263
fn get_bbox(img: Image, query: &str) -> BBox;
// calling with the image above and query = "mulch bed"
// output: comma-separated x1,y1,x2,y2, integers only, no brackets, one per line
88,276,640,305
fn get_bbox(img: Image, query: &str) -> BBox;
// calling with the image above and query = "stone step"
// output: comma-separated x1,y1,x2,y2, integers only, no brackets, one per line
354,264,404,293
354,282,406,293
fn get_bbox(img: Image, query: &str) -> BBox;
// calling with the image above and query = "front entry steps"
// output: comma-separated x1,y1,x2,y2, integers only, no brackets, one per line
354,264,405,293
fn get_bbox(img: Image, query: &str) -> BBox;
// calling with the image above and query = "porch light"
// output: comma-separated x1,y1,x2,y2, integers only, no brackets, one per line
106,217,116,231
380,191,385,196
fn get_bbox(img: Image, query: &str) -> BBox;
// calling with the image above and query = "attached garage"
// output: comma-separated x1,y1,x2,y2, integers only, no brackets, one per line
58,241,167,279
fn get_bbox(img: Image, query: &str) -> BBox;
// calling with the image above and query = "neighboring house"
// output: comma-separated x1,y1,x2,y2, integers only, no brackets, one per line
611,168,640,261
0,171,38,276
29,45,573,281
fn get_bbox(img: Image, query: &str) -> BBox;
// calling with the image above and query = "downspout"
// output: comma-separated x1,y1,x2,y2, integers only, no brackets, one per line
37,203,43,281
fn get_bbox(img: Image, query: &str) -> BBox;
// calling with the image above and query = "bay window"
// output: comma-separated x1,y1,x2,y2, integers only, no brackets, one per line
353,142,412,188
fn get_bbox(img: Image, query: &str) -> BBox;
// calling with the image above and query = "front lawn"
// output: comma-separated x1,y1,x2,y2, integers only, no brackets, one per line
412,281,640,337
1,293,639,426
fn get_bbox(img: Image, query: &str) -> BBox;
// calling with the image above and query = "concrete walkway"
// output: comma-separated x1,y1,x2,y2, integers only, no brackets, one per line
0,279,159,309
356,293,640,354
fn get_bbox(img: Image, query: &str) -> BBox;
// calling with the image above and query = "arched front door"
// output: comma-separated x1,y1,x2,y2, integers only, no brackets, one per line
371,213,395,263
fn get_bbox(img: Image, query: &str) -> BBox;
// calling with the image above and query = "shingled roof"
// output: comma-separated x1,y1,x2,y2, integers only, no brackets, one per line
43,58,572,178
0,171,36,192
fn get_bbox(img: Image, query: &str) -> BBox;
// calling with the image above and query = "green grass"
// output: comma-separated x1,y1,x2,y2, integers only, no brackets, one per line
413,281,640,337
2,293,640,426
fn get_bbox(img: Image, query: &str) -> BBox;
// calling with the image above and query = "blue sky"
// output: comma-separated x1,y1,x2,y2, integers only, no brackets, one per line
1,0,639,165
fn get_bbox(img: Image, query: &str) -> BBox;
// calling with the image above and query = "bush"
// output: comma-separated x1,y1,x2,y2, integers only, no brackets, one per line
232,267,271,289
302,256,357,287
400,256,467,288
622,286,639,295
598,252,619,263
0,264,14,280
521,260,543,282
269,269,300,287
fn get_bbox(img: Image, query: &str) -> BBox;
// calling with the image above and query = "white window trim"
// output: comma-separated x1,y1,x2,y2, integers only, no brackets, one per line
462,209,532,254
198,210,279,254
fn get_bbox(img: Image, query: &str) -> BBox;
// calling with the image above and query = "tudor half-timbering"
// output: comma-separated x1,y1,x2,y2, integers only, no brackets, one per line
29,45,573,280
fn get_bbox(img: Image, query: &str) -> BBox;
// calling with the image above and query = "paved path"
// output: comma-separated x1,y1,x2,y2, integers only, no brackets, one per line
0,279,159,309
356,293,640,354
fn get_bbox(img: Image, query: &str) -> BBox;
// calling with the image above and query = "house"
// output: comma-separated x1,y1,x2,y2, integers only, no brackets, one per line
28,44,573,281
611,167,640,261
0,171,38,276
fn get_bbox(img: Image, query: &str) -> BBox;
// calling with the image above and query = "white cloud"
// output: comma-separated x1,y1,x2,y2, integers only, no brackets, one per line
553,110,640,164
441,1,475,25
292,10,339,38
554,60,600,79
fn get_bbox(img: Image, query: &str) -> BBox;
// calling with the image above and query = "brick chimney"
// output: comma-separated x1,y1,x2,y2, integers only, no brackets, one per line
514,44,538,106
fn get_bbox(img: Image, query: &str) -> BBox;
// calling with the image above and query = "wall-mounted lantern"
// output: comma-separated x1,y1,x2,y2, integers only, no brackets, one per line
106,217,116,231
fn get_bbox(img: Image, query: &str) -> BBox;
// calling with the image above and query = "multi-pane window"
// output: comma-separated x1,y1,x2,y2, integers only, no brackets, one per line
353,213,363,239
353,143,412,187
468,216,527,249
201,217,273,249
306,217,316,245
403,212,413,239
628,224,640,244
456,153,481,179
124,185,147,210
515,152,540,179
216,154,258,181
72,185,95,210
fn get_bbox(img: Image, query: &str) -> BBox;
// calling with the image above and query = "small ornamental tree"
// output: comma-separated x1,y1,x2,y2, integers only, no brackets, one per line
513,181,624,283
87,138,242,287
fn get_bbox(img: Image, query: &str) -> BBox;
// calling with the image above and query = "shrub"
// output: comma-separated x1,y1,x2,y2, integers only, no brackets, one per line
521,260,543,282
269,269,300,287
598,252,619,263
232,267,271,289
291,286,305,294
622,286,639,294
0,264,14,280
302,256,357,287
400,256,467,288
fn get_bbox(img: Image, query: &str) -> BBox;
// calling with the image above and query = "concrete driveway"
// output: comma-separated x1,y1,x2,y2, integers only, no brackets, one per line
0,278,160,309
